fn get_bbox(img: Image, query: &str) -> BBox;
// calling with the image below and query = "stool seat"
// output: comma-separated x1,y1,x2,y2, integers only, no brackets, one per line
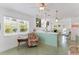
17,38,28,47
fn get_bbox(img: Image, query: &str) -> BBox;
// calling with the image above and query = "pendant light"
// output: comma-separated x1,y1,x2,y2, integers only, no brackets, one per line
55,10,59,22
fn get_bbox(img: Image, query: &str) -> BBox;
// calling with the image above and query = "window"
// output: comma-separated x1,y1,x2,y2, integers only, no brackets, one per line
3,16,29,36
36,18,41,27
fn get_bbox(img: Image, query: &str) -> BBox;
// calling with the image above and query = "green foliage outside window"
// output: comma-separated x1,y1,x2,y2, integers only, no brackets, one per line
36,18,41,27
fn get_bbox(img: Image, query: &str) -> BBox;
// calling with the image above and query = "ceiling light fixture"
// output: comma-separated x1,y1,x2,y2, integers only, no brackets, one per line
55,17,58,22
55,10,59,22
39,3,47,11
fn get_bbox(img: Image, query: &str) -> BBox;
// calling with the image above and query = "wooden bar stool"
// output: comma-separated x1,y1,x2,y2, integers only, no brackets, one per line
17,38,28,47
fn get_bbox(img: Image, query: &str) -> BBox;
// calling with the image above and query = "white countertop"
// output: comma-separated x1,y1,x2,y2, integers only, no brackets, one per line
36,31,58,34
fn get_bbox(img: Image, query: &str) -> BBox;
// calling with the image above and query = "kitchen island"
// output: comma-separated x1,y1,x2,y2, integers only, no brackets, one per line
36,31,58,47
76,34,79,44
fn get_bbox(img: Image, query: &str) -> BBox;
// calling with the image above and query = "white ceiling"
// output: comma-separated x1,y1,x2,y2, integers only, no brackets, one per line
0,3,79,18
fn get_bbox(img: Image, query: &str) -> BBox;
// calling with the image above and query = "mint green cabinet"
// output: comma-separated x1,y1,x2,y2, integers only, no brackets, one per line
37,32,57,47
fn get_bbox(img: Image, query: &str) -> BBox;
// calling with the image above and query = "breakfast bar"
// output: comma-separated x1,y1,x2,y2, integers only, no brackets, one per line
36,31,58,47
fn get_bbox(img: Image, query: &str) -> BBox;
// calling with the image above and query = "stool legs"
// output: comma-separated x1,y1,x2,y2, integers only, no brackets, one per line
18,41,20,47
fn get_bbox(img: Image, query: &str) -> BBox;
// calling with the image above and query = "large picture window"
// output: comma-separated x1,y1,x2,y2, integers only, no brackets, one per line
18,19,29,34
3,16,29,36
36,18,41,27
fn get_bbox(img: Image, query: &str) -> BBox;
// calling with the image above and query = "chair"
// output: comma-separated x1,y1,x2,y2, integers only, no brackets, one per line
68,45,79,55
27,32,39,47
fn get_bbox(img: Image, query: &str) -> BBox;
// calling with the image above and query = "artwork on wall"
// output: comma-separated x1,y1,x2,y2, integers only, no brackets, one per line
36,18,41,27
3,16,29,36
4,16,17,35
18,20,29,34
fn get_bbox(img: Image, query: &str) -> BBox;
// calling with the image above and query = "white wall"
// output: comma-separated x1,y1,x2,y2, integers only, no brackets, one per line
59,17,79,40
37,17,71,32
71,17,79,40
0,7,35,52
59,18,71,30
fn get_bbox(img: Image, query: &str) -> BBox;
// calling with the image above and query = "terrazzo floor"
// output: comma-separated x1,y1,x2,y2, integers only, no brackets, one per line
0,43,69,55
0,35,75,55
